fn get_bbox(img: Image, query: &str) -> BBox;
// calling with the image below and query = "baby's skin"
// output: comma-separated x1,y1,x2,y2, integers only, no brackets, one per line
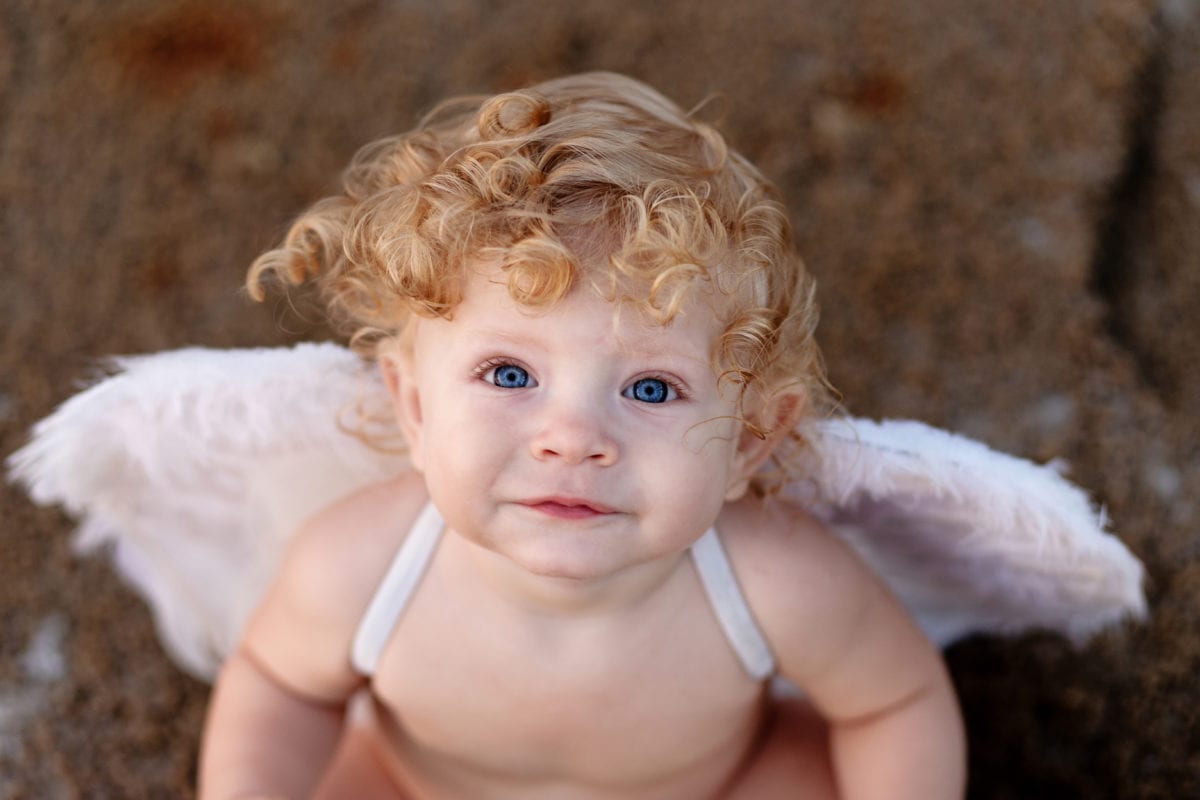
199,264,965,799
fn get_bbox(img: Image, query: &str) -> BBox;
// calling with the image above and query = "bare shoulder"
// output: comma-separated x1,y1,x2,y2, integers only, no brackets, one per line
287,469,430,601
718,494,872,614
717,494,899,685
240,470,428,700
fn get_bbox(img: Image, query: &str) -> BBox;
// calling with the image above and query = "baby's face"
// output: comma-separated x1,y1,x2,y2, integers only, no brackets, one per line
387,264,757,582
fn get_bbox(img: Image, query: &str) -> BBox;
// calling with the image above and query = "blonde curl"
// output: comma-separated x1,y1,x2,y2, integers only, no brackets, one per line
246,72,833,491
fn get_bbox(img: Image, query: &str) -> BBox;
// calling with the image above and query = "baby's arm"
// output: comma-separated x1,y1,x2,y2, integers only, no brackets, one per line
199,479,419,800
733,500,966,800
811,580,965,800
200,648,347,800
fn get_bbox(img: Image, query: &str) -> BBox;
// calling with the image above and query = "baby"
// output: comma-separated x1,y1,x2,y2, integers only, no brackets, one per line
199,72,965,799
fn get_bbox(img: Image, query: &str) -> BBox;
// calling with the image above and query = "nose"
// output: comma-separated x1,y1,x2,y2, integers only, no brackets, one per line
529,401,619,467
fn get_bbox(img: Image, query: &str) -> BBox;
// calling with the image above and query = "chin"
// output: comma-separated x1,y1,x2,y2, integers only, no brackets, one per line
508,543,625,582
516,555,613,582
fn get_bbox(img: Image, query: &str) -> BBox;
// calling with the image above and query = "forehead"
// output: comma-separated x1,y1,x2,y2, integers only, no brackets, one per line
425,263,724,357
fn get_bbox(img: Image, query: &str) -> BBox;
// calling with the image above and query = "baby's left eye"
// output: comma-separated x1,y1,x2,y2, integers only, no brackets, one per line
623,377,676,404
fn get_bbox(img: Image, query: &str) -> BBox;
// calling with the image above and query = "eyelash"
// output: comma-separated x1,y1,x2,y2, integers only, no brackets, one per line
471,358,689,401
473,357,533,384
628,373,689,402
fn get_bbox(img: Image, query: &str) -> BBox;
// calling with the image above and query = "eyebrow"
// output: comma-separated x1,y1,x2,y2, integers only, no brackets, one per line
464,324,713,370
612,338,711,367
465,328,548,349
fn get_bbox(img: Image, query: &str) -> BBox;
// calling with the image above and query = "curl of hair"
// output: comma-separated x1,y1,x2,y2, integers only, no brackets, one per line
246,72,833,490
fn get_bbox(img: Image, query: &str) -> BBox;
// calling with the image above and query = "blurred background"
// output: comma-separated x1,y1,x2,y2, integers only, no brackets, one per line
2,0,1197,796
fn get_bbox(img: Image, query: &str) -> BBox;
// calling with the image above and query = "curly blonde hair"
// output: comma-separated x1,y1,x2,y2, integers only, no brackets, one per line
248,72,830,462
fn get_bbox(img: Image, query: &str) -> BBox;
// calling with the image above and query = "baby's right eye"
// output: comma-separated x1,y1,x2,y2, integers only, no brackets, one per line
483,363,534,389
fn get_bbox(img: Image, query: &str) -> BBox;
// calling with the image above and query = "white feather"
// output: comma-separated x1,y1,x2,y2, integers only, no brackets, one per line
7,345,1145,680
792,418,1146,645
8,344,405,679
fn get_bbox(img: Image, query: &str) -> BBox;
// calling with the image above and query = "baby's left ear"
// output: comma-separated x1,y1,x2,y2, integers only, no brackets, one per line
726,389,805,501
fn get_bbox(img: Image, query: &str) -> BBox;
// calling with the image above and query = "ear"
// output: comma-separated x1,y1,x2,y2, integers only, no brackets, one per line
378,342,426,472
725,389,806,501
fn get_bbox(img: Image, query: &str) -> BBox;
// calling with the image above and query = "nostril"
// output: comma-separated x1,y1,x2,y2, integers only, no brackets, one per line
529,414,618,465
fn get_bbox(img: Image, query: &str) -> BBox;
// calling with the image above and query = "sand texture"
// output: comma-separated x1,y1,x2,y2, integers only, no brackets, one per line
1,1,1196,797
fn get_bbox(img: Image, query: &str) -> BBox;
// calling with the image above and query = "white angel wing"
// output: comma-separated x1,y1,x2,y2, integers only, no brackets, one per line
7,343,406,680
8,344,1145,682
789,418,1147,646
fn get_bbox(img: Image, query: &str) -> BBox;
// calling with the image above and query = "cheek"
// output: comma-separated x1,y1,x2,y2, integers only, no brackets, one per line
646,428,737,510
425,403,517,481
677,417,741,469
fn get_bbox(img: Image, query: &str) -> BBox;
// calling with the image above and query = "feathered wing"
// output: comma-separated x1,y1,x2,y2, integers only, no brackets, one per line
8,345,1145,681
7,344,407,680
790,418,1147,646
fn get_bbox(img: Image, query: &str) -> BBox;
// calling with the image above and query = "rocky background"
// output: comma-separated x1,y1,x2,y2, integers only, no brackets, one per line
2,0,1197,797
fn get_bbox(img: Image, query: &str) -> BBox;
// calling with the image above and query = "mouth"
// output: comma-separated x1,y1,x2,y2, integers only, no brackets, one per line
520,496,616,520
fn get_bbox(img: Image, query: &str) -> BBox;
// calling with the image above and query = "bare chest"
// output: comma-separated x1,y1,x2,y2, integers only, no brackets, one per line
366,574,765,795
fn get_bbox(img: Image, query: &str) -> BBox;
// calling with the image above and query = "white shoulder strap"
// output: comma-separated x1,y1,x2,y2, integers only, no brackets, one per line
690,528,776,681
351,501,444,675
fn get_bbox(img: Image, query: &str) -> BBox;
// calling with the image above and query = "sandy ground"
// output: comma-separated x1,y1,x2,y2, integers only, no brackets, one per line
2,1,1197,797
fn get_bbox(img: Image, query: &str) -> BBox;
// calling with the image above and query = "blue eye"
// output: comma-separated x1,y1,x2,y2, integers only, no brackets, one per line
490,364,530,388
625,377,675,404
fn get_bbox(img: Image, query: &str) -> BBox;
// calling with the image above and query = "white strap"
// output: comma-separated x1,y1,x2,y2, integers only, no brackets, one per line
351,508,774,680
351,502,444,675
691,528,776,681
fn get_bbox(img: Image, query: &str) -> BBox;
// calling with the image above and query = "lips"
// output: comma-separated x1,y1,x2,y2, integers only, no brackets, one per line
521,496,616,520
